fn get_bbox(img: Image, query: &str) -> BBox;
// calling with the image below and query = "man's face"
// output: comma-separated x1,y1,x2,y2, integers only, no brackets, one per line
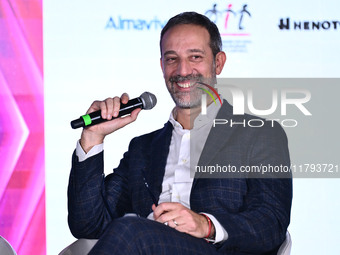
160,24,219,109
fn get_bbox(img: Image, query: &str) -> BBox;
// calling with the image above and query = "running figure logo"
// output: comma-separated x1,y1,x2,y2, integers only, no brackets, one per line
205,3,251,30
205,4,223,23
239,4,251,30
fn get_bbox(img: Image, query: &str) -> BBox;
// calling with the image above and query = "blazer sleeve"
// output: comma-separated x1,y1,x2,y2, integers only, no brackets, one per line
67,147,132,239
67,124,172,239
198,123,292,254
234,124,290,253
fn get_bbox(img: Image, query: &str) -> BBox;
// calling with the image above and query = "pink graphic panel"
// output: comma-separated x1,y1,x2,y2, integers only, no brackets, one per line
0,0,45,254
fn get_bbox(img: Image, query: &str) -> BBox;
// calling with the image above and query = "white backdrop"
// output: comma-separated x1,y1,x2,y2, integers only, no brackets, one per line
44,0,340,254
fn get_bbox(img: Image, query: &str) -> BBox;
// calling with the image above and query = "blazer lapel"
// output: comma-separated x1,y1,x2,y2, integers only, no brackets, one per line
193,100,245,182
147,121,173,203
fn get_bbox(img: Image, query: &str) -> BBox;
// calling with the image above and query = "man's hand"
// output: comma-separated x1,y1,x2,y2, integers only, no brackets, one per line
80,93,141,153
152,202,215,239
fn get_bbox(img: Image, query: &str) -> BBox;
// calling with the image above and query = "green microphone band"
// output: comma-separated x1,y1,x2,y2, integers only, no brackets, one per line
82,114,92,126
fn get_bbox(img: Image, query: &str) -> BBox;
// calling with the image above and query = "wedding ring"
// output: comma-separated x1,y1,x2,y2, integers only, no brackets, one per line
164,221,168,226
173,219,178,226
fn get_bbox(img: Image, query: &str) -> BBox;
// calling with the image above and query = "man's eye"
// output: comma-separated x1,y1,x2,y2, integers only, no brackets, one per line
192,55,202,60
166,57,176,63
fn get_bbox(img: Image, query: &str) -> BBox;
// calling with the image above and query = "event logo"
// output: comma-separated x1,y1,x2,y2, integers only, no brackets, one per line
279,18,340,31
205,2,252,53
205,3,251,33
105,16,167,30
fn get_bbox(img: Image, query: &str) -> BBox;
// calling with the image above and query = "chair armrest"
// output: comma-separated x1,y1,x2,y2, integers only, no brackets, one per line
58,239,98,255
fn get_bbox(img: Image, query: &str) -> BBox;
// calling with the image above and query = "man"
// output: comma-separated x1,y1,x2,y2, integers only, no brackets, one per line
68,12,292,254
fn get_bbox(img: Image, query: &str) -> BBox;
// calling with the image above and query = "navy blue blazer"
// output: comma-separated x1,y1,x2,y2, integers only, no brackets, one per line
68,101,292,254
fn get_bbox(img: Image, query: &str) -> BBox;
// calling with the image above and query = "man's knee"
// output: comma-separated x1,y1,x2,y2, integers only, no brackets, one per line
90,216,167,254
91,216,216,255
105,216,168,243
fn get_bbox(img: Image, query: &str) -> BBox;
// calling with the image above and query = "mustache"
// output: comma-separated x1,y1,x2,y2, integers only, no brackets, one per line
169,74,203,83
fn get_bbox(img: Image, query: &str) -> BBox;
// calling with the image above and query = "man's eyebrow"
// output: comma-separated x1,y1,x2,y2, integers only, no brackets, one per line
163,50,177,56
188,49,205,54
163,49,205,56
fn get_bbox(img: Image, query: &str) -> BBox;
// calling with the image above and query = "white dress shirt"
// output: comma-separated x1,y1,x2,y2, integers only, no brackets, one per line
76,101,228,243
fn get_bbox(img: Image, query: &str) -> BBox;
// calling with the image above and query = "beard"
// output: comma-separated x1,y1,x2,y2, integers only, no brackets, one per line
166,72,217,109
167,74,204,109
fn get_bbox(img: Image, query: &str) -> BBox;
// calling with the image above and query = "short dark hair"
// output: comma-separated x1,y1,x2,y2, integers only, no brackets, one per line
160,12,222,57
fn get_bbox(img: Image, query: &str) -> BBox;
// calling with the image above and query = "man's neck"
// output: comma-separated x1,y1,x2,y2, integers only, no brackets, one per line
175,98,214,130
175,107,200,130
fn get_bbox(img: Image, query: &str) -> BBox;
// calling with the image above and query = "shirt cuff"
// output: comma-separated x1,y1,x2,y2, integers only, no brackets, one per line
202,213,229,243
76,140,104,162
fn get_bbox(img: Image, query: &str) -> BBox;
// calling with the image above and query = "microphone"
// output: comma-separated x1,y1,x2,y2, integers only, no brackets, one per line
70,92,157,129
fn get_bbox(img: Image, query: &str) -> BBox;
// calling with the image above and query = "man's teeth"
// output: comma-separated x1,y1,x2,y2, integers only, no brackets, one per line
177,82,192,88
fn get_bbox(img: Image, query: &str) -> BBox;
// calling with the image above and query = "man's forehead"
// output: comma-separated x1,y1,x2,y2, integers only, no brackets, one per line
161,24,210,53
162,24,209,38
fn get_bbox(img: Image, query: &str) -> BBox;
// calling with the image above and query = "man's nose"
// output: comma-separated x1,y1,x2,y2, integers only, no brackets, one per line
176,59,192,77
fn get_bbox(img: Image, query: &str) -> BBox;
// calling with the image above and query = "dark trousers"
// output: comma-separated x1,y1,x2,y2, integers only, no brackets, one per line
89,216,221,255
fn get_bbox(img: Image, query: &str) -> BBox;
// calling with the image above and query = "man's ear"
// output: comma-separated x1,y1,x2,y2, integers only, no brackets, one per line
215,51,227,75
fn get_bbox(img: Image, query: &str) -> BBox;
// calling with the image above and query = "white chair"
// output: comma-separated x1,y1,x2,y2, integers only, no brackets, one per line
58,239,98,255
0,236,17,255
59,231,292,255
277,231,292,255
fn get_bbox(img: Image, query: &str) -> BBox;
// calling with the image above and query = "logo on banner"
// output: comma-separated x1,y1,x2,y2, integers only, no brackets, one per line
205,2,252,53
105,16,167,31
278,18,340,31
205,3,251,32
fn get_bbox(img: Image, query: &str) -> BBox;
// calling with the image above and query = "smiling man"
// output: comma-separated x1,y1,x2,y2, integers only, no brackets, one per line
68,12,292,255
161,24,224,108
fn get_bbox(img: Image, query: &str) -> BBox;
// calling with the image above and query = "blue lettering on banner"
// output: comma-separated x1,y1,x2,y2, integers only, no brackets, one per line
105,16,167,30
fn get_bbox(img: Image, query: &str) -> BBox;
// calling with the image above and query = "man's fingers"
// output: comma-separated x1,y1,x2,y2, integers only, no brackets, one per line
86,100,101,114
151,204,157,211
155,210,178,224
112,96,121,117
85,93,132,120
104,98,114,119
153,202,179,220
121,93,129,104
86,95,140,130
153,202,186,224
130,108,141,120
116,108,141,128
80,93,140,152
168,217,185,229
152,202,208,238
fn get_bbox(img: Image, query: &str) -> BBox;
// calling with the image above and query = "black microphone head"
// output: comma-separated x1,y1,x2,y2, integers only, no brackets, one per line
140,92,157,110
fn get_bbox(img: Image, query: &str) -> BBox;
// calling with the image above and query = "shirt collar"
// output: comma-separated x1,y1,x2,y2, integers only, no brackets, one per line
168,97,222,130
